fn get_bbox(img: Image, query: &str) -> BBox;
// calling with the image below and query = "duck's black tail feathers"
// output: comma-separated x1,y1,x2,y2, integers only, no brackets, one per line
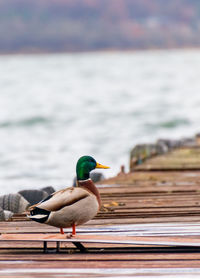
28,207,50,223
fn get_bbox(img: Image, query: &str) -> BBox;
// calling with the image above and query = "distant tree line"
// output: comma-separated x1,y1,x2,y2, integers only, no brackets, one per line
0,0,200,53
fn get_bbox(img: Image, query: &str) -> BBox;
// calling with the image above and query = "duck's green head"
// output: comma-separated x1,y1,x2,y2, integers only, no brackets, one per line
76,155,109,181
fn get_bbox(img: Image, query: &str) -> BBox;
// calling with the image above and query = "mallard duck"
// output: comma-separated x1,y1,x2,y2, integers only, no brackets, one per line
28,156,109,235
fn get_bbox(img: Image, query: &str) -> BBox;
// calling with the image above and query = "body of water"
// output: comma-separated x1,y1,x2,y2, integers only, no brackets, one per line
0,49,200,194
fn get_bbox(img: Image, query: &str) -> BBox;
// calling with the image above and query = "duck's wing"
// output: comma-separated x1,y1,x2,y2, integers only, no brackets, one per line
29,187,89,212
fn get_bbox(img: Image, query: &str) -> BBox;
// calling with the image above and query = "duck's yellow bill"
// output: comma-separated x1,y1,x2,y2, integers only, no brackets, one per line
96,162,110,169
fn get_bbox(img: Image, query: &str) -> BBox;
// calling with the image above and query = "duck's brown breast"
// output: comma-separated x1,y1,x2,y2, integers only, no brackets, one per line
77,179,101,209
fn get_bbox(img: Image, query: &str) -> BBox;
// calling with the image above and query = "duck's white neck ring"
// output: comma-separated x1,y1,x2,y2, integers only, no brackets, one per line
77,178,92,183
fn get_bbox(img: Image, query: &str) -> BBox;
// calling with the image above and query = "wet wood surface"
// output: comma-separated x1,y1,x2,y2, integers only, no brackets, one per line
1,146,200,277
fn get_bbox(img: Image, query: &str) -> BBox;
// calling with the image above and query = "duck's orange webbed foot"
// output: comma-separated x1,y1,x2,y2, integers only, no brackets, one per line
72,224,76,236
60,225,76,238
60,228,64,234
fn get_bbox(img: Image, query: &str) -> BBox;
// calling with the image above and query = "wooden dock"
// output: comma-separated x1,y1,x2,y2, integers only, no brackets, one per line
1,145,200,277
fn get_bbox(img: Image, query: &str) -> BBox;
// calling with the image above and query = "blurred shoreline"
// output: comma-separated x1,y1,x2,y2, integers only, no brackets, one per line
1,46,200,56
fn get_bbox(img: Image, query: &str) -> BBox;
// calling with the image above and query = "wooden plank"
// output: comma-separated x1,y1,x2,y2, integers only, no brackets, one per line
3,252,200,261
2,233,200,248
133,147,200,171
0,267,200,278
2,260,200,269
98,170,200,188
2,222,200,236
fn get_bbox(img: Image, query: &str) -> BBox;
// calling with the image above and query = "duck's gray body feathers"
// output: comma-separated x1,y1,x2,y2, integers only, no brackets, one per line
28,180,100,229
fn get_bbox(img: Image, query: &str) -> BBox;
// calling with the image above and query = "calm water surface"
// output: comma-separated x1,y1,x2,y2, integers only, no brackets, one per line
0,50,200,194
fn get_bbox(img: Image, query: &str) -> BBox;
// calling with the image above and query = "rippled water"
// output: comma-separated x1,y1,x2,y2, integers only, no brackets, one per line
0,49,200,194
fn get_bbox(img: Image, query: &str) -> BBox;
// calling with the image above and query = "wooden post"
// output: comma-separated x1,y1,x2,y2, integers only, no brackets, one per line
43,241,47,253
196,133,200,145
56,241,60,253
